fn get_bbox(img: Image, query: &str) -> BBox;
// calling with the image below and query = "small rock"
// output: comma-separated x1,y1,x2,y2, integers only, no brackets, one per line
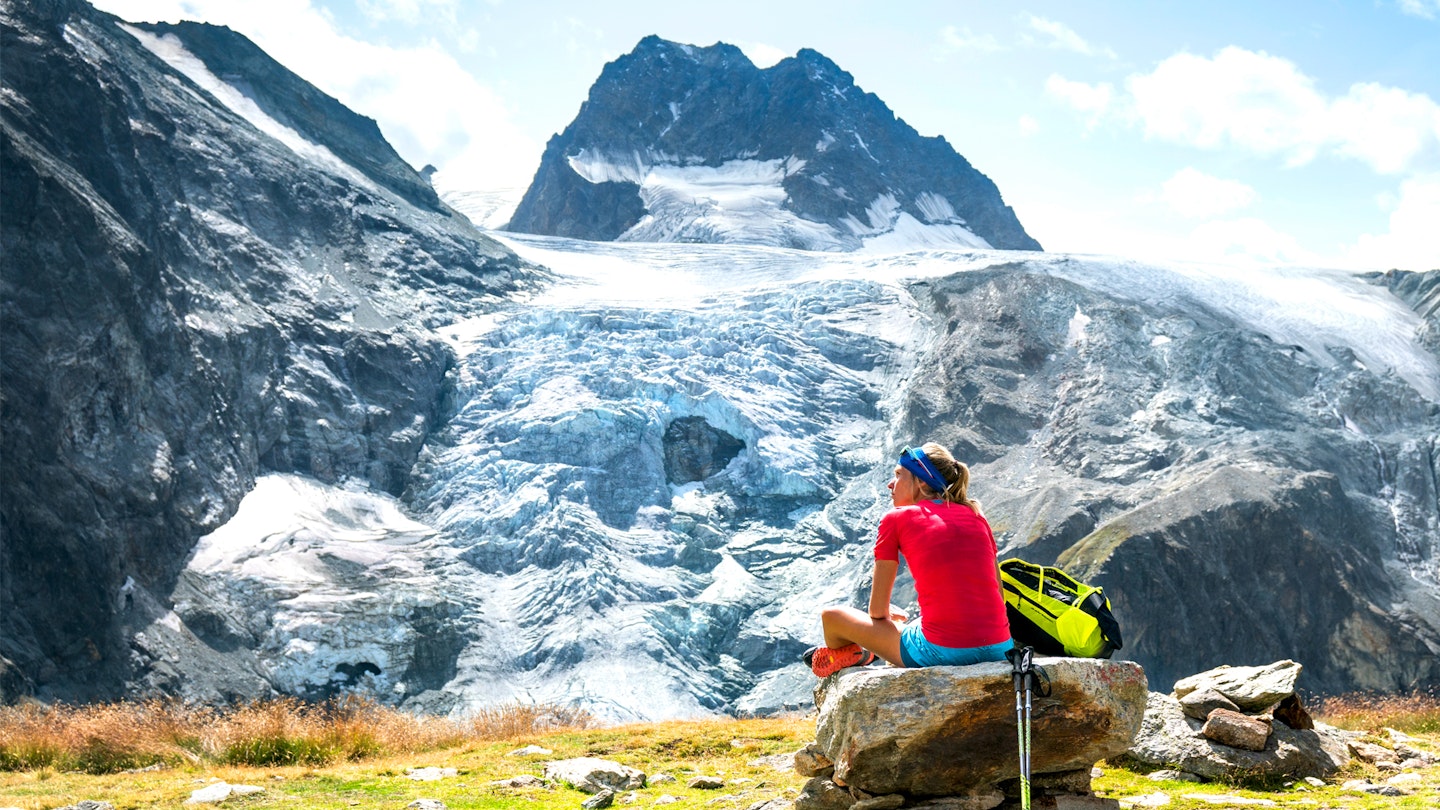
407,802,446,810
794,743,834,778
1399,756,1429,769
1178,688,1240,721
56,803,117,810
583,789,616,809
621,792,641,804
1387,772,1423,786
1200,708,1271,751
1303,777,1325,787
1269,695,1314,729
1179,793,1276,806
1347,740,1395,764
490,775,548,788
407,767,458,781
1146,770,1203,783
1384,727,1415,745
652,774,678,785
1341,779,1405,796
1395,742,1436,764
187,784,233,804
794,777,857,810
750,753,794,772
1121,793,1170,808
745,800,791,810
852,795,905,810
545,758,647,794
1091,767,1104,778
510,745,555,757
229,785,263,796
1033,768,1093,794
654,796,679,805
689,776,725,790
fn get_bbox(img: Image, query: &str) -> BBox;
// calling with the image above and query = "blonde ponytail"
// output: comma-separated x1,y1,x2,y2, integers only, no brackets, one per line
918,442,981,513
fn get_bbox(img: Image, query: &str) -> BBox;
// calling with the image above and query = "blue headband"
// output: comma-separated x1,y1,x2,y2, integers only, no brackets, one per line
899,447,949,493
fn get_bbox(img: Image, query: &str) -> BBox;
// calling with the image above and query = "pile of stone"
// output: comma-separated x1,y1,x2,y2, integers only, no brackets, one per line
1125,660,1355,781
792,658,1149,810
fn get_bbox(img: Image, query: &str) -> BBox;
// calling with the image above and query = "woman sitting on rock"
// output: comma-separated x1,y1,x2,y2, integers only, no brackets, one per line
805,443,1012,677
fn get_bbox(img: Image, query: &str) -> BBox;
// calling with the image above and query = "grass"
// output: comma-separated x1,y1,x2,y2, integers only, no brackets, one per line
0,695,1436,809
1314,690,1440,734
0,698,596,774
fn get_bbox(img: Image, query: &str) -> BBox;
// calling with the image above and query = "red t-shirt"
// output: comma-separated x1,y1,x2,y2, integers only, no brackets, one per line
874,501,1010,649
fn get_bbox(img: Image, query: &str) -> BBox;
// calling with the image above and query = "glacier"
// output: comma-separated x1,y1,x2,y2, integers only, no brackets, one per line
185,234,1440,720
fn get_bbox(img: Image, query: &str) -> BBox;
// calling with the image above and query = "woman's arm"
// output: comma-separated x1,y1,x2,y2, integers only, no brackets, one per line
869,559,899,619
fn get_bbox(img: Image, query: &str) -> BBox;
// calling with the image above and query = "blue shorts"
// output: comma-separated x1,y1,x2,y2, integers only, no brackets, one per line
899,622,1012,668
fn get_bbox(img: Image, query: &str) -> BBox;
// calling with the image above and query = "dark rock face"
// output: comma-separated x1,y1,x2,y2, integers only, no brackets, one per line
507,36,1040,251
904,268,1440,695
133,21,442,211
663,417,745,484
0,0,535,700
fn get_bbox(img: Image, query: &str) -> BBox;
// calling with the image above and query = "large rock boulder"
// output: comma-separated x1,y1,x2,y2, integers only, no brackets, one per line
1172,661,1303,712
1126,692,1352,780
813,658,1148,797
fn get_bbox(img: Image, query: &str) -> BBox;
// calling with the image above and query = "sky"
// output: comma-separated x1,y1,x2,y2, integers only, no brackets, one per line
91,0,1440,271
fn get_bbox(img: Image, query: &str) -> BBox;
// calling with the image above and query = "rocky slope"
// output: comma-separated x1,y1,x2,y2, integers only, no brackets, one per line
153,233,1440,719
0,0,536,701
506,36,1040,252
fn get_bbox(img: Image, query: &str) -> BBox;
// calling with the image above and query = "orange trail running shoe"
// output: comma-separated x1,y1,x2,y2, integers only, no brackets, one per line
803,643,876,677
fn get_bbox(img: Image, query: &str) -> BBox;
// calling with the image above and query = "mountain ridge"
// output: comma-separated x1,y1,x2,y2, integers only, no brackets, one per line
507,36,1042,252
0,0,536,701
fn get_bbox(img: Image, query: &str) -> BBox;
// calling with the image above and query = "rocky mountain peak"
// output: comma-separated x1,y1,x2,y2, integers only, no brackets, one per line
507,35,1042,252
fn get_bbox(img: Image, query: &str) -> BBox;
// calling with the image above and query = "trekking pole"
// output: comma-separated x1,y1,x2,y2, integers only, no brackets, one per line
1006,646,1035,810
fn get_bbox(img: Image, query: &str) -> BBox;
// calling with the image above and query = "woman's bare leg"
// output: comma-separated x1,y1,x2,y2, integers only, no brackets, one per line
820,606,904,666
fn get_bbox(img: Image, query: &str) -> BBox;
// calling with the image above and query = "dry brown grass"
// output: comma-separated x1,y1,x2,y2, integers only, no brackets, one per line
1314,690,1440,734
0,697,594,774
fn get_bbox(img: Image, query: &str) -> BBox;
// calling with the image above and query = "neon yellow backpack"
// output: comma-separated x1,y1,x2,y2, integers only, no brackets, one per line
999,558,1123,658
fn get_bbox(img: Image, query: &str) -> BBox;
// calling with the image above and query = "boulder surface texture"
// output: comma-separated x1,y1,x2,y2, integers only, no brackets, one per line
1172,661,1302,712
814,658,1148,797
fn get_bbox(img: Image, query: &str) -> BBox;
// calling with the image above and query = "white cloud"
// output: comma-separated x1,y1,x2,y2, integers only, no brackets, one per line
940,25,1002,54
1018,114,1040,137
1124,47,1440,175
1158,168,1257,219
1398,0,1440,19
1344,173,1440,270
1044,74,1113,129
1186,218,1315,266
92,0,539,191
1128,48,1326,164
1025,14,1115,59
357,0,455,25
739,42,790,69
1329,83,1440,174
